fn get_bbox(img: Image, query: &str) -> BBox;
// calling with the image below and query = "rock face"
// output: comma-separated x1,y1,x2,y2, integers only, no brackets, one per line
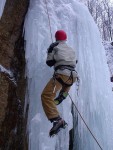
0,0,29,149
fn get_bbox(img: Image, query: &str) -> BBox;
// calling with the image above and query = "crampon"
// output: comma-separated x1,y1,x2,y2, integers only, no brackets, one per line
49,118,68,137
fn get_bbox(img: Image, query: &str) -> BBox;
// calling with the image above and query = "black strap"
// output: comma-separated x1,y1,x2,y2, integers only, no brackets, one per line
55,65,75,71
54,65,75,87
54,71,74,87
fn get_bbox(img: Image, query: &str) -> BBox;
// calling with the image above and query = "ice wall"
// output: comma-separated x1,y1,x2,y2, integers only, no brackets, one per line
0,0,6,18
24,0,113,150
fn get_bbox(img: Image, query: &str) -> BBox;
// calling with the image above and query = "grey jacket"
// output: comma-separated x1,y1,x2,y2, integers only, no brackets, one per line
46,41,77,77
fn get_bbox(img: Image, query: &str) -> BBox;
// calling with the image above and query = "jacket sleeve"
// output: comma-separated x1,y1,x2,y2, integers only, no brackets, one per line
46,42,58,67
46,52,56,67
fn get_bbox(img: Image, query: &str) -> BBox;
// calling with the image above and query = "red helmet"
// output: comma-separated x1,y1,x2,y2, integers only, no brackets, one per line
55,30,67,41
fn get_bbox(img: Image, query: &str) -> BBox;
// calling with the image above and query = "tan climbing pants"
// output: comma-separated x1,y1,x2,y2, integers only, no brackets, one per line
41,73,76,120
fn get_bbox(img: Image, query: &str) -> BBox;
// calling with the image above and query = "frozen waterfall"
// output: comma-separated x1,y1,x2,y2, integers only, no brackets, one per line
24,0,113,150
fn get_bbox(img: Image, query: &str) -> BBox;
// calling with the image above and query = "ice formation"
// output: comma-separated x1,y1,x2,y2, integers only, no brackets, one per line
24,0,113,150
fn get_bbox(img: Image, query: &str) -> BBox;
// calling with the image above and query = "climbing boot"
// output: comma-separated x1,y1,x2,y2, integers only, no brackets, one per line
49,118,67,137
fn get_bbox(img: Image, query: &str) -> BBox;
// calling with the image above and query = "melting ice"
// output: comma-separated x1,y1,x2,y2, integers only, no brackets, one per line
24,0,113,150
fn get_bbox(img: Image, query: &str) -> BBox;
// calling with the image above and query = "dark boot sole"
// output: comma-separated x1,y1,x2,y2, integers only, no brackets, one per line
49,122,68,137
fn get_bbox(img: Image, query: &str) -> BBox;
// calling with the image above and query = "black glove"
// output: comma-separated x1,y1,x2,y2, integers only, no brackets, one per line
46,59,56,67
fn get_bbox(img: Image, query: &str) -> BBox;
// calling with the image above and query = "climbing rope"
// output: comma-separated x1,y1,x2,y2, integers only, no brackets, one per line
44,0,103,149
68,94,103,150
44,0,53,43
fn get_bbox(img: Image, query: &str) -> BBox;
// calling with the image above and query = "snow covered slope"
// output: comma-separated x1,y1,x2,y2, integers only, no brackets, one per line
24,0,113,150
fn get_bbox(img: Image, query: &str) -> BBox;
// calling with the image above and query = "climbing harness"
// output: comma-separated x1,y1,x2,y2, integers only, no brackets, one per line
54,65,75,87
54,72,73,87
52,65,76,93
44,1,103,149
68,94,103,150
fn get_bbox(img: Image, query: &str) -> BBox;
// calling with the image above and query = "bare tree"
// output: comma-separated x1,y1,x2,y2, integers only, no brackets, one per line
80,0,113,41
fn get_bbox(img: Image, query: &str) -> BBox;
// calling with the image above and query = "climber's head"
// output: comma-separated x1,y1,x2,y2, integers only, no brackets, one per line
55,30,67,41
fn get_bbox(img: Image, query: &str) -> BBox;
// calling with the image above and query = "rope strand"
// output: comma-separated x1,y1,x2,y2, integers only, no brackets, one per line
44,0,53,43
68,94,103,150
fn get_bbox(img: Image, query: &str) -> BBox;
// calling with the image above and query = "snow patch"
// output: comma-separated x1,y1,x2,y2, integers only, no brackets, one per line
0,64,17,86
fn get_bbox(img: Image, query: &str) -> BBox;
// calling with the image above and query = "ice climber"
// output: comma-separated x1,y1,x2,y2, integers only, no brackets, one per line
41,30,77,137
